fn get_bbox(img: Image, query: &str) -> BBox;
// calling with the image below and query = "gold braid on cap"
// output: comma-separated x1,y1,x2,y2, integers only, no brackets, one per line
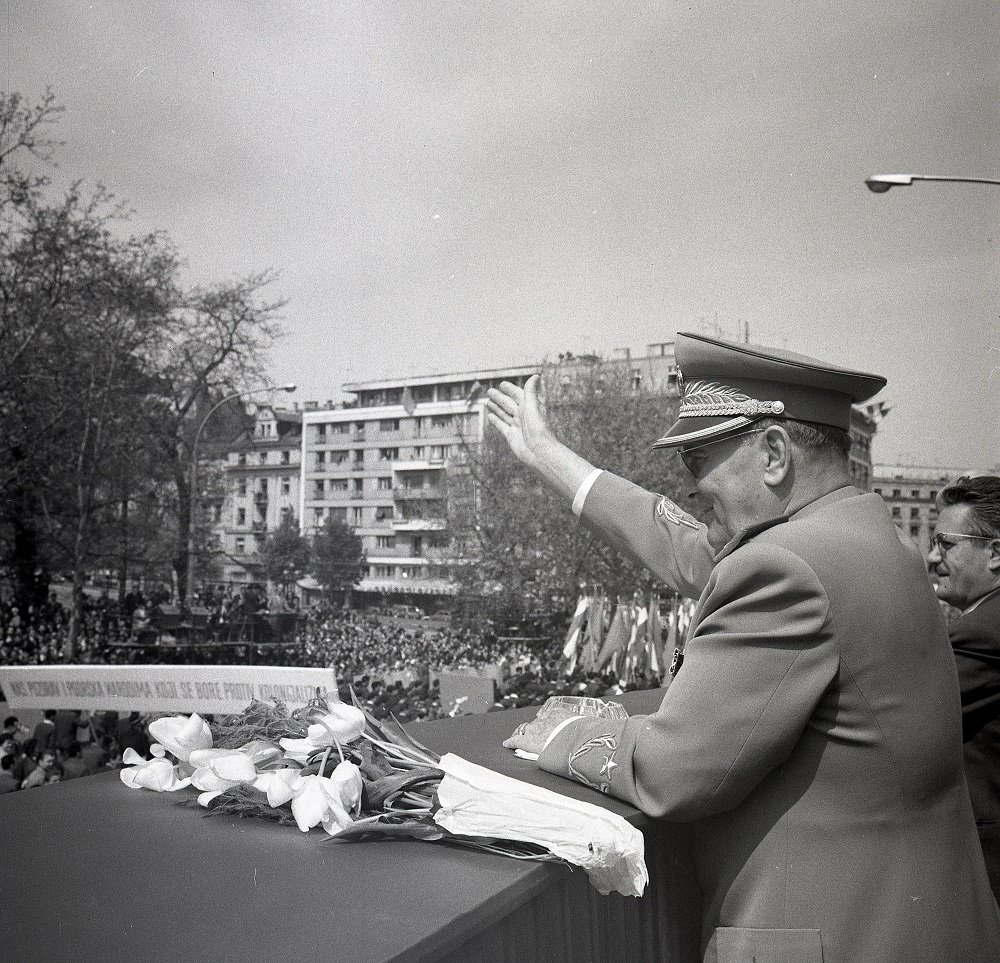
678,380,785,418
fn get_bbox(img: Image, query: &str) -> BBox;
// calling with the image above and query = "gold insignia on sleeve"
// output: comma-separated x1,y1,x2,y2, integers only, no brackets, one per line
569,734,619,794
656,496,701,530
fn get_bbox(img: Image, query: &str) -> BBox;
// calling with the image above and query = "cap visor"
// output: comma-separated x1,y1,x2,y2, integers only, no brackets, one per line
652,415,755,449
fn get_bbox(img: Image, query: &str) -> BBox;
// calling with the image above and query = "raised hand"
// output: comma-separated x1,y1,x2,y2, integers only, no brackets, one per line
485,375,551,472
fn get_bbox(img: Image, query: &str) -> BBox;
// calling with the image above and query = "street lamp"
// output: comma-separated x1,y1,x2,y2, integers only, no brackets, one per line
186,383,296,607
865,173,1000,193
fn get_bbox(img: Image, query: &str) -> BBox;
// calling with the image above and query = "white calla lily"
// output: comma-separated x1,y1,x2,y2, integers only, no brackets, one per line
329,760,363,815
189,748,260,803
309,703,367,744
148,713,213,762
120,746,192,792
253,768,302,808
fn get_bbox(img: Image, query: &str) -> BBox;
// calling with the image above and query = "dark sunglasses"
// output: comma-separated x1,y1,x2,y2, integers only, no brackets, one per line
678,427,765,478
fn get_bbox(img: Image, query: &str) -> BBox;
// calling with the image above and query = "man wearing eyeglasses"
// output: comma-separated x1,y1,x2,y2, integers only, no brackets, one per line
929,476,1000,899
487,332,1000,963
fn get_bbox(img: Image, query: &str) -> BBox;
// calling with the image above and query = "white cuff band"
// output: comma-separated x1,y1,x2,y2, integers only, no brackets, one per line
571,469,603,517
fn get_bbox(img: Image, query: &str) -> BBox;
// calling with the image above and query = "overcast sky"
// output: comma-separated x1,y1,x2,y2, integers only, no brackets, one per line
4,1,998,468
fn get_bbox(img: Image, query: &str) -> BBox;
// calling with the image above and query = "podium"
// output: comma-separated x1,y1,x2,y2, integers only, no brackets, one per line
0,689,701,963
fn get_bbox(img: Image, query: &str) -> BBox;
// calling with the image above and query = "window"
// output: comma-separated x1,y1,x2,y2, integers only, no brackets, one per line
379,448,399,461
316,424,326,440
237,508,246,526
873,488,883,495
234,537,245,555
372,564,393,578
413,446,424,459
377,535,396,548
910,525,921,539
929,490,937,501
910,507,920,519
375,506,394,522
259,479,268,495
431,415,452,429
259,452,267,465
315,481,324,497
892,489,901,497
351,507,363,525
238,453,247,466
331,423,349,435
281,450,290,465
329,480,349,492
353,449,365,464
281,477,291,495
892,506,901,518
377,477,392,490
380,419,400,432
314,509,324,525
237,480,247,497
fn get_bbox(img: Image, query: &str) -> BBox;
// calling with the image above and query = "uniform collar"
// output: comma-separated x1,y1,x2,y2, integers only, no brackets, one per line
712,485,863,563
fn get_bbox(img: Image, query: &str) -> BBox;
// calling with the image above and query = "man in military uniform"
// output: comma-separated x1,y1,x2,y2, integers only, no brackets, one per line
928,475,1000,899
487,332,1000,963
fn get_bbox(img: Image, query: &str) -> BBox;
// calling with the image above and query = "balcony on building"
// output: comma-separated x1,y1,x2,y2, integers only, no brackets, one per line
393,485,445,501
391,458,448,473
392,517,446,532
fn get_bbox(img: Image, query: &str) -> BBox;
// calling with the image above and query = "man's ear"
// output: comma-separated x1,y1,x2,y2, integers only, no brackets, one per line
761,426,791,488
988,538,1000,573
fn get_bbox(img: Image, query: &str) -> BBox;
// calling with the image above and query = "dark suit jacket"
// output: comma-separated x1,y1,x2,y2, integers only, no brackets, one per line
952,588,1000,897
539,474,1000,963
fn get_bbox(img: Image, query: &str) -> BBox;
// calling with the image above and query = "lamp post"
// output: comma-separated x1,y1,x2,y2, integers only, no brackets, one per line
185,383,296,608
865,173,1000,193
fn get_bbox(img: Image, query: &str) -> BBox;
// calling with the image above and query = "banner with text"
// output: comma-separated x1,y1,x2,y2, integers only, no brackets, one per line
0,665,338,715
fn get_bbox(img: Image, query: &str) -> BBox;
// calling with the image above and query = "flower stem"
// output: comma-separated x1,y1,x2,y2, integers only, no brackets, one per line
317,746,332,778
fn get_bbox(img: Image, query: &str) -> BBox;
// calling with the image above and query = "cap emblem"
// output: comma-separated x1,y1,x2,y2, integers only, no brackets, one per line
679,380,785,418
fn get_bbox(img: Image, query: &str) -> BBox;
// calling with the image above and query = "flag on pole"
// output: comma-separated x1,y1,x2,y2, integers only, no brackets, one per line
401,385,416,415
561,595,590,676
595,599,628,674
646,594,663,681
622,602,649,685
580,593,604,674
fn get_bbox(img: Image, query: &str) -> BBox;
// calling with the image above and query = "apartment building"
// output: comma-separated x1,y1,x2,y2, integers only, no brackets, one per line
298,364,538,599
872,464,971,557
217,405,303,585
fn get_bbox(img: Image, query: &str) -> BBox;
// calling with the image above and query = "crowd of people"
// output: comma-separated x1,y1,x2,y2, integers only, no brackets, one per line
0,591,666,794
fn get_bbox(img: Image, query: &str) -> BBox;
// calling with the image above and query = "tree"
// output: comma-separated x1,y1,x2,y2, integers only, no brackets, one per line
310,516,364,605
0,90,179,644
143,273,284,604
448,358,687,628
259,513,311,598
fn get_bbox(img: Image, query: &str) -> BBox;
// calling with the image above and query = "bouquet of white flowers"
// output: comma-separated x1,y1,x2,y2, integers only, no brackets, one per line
120,693,647,897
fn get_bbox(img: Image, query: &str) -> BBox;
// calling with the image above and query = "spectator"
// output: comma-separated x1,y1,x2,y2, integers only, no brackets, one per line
60,742,89,780
0,754,19,793
3,715,29,745
32,710,56,753
54,709,81,753
80,735,110,774
929,475,1000,899
116,712,150,757
21,750,56,789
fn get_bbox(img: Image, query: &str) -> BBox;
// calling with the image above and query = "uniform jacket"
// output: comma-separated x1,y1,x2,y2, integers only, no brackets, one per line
951,588,1000,898
539,472,1000,963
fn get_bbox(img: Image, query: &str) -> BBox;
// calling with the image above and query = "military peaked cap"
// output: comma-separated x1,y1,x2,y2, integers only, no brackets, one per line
653,332,887,449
